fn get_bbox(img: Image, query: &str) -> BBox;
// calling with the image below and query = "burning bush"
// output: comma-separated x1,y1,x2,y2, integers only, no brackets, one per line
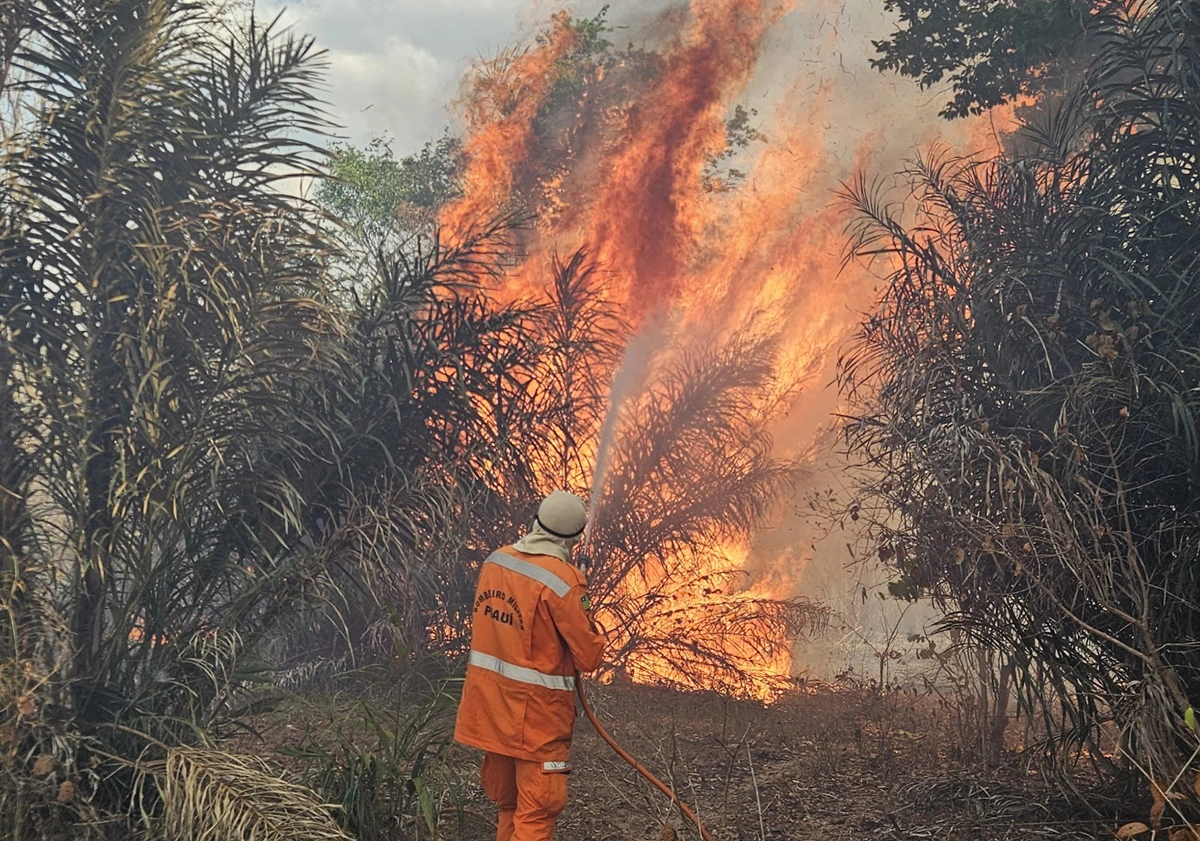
586,329,828,698
308,4,839,694
316,227,827,699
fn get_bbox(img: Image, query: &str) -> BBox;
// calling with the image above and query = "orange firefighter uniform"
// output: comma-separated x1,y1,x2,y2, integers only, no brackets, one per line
454,543,606,841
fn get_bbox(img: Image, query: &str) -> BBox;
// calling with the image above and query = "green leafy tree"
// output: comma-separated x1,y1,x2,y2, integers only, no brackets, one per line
316,133,462,250
871,0,1095,118
703,104,767,192
539,4,613,114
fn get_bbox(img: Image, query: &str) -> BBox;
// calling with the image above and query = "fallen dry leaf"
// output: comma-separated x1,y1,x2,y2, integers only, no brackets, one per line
1116,822,1151,838
32,755,54,777
1152,781,1169,829
660,826,678,841
56,780,75,804
15,694,36,717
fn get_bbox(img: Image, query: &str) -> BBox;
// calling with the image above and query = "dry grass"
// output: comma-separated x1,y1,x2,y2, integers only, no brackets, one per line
429,682,1114,841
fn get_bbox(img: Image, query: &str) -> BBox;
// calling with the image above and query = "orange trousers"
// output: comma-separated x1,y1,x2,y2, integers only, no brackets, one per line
481,752,569,841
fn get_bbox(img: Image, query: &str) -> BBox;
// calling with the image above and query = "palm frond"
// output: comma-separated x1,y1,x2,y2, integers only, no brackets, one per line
151,747,352,841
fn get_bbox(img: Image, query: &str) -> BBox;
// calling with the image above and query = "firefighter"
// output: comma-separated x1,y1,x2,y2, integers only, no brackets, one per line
454,490,606,841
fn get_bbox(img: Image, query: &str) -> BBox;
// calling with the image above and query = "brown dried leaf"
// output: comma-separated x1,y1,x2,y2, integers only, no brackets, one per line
32,755,54,777
15,694,36,717
1116,822,1151,839
660,827,679,841
1151,780,1168,829
55,780,75,804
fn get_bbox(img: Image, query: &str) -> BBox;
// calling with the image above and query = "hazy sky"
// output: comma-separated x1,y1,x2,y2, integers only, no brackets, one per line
259,0,543,153
255,0,922,158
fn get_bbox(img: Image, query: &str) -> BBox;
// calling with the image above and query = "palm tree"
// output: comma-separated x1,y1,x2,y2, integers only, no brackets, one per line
585,328,827,697
840,0,1200,794
1,1,350,835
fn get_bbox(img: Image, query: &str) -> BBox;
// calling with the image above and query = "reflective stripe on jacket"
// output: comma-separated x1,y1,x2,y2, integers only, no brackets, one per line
454,545,606,764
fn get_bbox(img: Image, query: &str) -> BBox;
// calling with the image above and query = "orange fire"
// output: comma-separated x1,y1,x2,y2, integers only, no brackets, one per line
441,1,1013,700
440,13,582,244
594,540,800,698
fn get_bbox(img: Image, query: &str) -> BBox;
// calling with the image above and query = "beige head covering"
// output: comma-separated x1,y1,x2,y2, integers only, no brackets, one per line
513,490,587,564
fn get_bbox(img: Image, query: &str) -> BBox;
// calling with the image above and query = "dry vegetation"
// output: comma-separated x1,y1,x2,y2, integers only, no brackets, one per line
839,0,1200,814
2,0,1200,839
433,681,1115,841
0,2,816,838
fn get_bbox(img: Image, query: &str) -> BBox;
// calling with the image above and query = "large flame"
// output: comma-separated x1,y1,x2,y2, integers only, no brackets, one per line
441,0,1020,699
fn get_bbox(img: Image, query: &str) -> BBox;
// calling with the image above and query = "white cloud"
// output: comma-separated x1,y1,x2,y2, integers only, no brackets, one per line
321,40,443,148
260,0,532,151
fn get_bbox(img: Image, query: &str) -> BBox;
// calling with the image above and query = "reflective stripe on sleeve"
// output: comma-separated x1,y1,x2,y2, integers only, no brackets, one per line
542,761,572,772
468,650,576,691
485,551,571,597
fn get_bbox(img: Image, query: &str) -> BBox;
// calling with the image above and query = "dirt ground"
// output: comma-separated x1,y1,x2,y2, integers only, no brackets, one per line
445,683,1132,841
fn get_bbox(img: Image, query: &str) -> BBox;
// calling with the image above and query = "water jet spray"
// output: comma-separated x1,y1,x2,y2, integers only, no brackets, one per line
580,319,662,554
576,327,715,841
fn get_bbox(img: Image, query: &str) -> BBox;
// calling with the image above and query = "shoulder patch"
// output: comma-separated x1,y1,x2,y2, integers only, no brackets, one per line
581,593,592,612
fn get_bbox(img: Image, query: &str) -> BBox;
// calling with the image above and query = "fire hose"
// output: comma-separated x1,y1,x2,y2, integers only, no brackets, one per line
575,676,714,841
572,535,713,841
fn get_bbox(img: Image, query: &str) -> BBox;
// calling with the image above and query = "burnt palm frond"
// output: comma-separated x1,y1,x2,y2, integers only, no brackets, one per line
578,325,816,698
